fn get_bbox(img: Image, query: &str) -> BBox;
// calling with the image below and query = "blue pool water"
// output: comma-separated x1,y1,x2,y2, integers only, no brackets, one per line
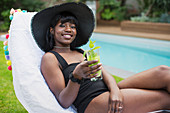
82,33,170,73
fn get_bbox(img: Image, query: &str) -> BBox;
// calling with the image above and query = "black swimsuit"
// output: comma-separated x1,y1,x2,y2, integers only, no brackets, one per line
49,49,109,113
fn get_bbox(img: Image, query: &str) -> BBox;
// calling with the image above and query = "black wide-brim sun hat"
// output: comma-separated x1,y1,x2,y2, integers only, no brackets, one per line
31,2,95,52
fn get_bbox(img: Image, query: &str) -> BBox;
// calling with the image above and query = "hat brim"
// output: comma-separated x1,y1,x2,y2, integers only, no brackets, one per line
31,2,95,52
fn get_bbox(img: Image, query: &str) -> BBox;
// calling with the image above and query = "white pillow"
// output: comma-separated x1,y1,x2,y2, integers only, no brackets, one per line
8,12,76,113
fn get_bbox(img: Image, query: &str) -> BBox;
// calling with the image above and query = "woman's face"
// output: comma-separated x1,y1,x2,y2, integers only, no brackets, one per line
51,21,77,47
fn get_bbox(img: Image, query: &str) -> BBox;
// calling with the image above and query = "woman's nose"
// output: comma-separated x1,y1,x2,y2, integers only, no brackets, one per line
65,25,71,32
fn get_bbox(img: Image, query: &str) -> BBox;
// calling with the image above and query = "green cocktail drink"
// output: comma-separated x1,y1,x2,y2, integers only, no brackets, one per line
87,48,102,81
84,39,102,81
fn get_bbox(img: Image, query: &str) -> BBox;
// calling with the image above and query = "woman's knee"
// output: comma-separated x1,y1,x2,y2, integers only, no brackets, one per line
154,65,170,86
155,65,170,78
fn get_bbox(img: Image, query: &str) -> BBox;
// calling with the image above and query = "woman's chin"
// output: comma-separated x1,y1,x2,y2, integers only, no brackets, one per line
62,41,72,46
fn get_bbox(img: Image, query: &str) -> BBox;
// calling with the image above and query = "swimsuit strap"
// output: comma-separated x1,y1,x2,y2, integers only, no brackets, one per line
49,48,85,69
49,50,68,69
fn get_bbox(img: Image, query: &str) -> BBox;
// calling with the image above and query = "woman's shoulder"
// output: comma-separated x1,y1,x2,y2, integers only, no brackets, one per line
41,52,59,64
43,52,55,59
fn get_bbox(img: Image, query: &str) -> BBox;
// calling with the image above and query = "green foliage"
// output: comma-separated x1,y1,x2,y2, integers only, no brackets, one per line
131,13,149,22
88,39,101,51
83,39,101,58
0,10,10,31
98,0,126,21
99,0,120,6
0,0,16,20
64,0,95,3
131,0,170,23
112,75,124,83
159,13,170,23
112,6,126,21
130,13,160,23
101,8,114,20
0,0,15,31
0,0,45,32
137,0,170,17
0,41,27,112
16,0,45,12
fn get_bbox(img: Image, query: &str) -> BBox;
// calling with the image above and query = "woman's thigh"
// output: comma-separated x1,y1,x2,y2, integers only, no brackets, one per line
121,89,170,113
85,89,170,113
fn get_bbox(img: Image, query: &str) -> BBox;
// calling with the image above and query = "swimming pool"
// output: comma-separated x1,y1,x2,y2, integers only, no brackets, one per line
82,33,170,73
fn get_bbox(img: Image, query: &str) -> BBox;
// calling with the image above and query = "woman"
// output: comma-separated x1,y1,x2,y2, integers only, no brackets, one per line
31,2,170,113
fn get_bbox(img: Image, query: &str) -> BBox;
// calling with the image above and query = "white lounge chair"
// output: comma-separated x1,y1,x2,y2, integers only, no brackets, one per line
8,12,76,113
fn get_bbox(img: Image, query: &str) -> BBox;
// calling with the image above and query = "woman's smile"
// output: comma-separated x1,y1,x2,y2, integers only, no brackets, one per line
62,33,73,39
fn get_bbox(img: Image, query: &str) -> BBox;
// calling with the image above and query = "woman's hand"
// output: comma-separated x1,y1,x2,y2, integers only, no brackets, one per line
72,60,102,79
108,90,124,113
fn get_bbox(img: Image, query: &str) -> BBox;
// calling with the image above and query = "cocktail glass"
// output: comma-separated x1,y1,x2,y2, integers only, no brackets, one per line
86,48,102,81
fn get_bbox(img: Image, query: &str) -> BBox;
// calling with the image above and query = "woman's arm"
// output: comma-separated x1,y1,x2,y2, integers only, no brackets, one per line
41,53,80,108
102,67,123,113
102,67,119,92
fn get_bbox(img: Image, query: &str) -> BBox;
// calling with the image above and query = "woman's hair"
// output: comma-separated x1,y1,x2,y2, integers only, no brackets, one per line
46,12,78,51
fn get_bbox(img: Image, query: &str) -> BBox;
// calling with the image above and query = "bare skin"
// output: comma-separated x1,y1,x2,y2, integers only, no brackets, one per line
41,19,170,113
85,66,170,113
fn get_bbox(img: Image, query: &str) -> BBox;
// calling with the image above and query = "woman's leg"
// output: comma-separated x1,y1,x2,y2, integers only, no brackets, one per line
121,89,170,113
85,89,170,113
118,65,170,93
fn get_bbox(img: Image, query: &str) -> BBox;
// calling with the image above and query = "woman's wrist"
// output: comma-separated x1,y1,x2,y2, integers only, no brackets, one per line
72,72,83,80
69,72,84,84
109,85,120,92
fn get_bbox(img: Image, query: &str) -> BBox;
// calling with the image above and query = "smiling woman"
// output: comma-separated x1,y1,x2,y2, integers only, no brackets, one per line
8,2,170,113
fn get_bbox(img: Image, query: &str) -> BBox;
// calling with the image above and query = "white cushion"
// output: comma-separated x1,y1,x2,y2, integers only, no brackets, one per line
8,12,76,113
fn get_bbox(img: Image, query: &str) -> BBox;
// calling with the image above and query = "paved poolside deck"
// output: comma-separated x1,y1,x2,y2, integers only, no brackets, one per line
103,65,135,78
94,25,170,41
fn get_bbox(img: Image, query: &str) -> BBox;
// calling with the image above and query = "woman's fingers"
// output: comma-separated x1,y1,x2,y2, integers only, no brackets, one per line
85,60,99,66
119,102,123,113
110,101,123,113
76,60,102,78
110,101,116,113
86,64,102,77
92,62,102,68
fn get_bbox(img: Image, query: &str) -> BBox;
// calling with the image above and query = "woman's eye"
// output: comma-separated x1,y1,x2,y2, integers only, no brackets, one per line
71,26,76,29
59,24,65,27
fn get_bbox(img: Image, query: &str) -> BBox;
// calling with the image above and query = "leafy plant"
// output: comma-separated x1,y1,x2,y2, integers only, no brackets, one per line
101,8,114,20
130,12,160,23
112,6,126,21
0,10,10,31
0,0,45,32
131,0,170,23
131,13,149,22
15,0,45,12
137,0,170,17
159,13,170,23
64,0,95,3
98,0,127,21
0,0,16,21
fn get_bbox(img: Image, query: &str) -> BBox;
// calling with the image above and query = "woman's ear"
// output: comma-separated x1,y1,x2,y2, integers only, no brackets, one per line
50,27,54,34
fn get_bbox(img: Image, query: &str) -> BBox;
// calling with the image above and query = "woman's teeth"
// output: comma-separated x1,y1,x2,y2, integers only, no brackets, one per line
63,35,71,38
